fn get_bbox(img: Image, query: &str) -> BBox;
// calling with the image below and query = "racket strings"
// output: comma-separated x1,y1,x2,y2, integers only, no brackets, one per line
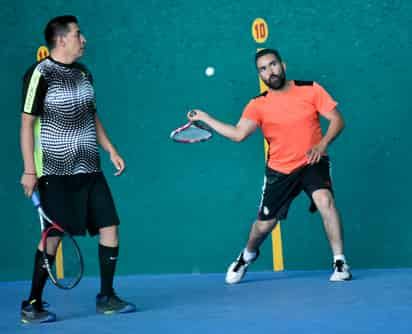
172,124,211,142
44,231,83,289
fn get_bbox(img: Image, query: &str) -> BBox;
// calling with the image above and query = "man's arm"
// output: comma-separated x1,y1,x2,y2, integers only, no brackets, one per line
20,113,38,197
94,114,125,175
307,108,345,164
187,109,258,142
321,108,345,146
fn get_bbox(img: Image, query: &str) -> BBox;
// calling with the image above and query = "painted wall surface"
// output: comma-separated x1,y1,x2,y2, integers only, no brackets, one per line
1,0,411,280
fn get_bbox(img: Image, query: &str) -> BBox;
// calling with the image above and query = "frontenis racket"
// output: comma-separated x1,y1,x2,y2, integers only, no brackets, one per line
31,192,84,289
170,111,212,143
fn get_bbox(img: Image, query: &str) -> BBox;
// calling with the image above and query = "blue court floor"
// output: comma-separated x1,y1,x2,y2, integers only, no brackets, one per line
1,268,412,334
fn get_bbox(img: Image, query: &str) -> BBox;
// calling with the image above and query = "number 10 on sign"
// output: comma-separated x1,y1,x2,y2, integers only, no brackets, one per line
252,18,268,44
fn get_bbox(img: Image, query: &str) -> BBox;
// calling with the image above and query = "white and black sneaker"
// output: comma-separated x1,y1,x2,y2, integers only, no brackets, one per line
225,249,260,284
329,259,352,281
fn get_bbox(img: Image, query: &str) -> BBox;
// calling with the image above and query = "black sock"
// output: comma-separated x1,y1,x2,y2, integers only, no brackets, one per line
98,244,119,296
28,249,55,303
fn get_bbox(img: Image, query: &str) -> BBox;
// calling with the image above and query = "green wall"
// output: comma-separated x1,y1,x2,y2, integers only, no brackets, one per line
1,0,411,280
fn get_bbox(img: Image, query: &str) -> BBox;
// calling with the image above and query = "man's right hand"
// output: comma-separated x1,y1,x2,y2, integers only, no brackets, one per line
21,173,37,197
187,109,208,122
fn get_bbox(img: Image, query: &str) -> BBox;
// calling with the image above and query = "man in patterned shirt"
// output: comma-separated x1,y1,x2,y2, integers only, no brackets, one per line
20,15,135,323
187,49,352,285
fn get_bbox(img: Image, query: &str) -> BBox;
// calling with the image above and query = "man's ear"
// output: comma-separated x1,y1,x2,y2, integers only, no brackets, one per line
282,62,287,72
55,35,65,48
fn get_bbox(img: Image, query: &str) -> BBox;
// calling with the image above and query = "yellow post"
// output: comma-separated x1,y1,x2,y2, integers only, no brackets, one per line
55,242,64,279
36,46,64,279
252,19,284,271
262,82,284,272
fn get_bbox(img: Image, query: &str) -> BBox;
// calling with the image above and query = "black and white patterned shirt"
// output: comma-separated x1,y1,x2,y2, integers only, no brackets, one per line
22,57,100,176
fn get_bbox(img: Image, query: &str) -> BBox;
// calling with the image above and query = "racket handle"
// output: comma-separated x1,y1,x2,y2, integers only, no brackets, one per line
31,191,41,208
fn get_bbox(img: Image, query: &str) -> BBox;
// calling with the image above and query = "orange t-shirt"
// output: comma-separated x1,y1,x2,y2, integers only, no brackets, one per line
242,80,338,174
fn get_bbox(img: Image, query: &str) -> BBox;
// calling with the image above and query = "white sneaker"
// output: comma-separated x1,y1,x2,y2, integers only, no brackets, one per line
329,260,352,281
225,249,260,284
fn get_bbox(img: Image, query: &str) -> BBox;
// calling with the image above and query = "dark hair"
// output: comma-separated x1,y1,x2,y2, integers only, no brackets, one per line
255,48,283,65
44,15,78,49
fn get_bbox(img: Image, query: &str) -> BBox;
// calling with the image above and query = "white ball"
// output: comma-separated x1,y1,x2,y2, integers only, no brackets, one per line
205,66,215,77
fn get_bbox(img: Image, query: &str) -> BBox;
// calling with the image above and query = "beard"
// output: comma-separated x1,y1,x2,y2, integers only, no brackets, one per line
264,72,286,90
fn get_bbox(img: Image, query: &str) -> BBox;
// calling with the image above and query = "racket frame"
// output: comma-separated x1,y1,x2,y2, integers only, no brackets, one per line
34,199,84,290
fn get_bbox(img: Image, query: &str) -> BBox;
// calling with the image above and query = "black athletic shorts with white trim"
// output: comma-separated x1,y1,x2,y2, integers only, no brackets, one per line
37,172,120,236
258,156,333,221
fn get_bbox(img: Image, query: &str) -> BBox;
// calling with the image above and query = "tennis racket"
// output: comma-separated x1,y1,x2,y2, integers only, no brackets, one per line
170,111,212,143
31,192,84,289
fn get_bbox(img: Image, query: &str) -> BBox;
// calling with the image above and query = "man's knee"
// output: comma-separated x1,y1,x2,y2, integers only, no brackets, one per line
254,219,278,235
99,225,119,246
312,189,335,212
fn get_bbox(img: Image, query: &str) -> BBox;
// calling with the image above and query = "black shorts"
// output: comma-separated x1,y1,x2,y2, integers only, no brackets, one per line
38,172,120,236
258,156,333,221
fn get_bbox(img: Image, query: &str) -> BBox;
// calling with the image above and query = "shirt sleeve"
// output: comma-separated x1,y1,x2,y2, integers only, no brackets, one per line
313,82,338,116
22,65,47,116
241,99,261,126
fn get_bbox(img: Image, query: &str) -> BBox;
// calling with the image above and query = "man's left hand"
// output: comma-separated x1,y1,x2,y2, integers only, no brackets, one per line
110,152,125,176
307,141,327,165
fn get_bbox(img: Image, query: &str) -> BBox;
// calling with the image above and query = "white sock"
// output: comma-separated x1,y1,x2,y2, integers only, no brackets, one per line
333,254,346,263
243,248,257,262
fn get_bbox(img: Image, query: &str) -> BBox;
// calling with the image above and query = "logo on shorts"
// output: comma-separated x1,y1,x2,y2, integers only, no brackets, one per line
109,257,117,261
263,206,270,216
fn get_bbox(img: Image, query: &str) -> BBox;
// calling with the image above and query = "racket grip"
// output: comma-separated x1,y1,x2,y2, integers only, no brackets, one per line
31,191,41,207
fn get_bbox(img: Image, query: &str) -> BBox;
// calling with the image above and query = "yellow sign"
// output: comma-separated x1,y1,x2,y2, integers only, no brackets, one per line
251,18,269,44
36,46,49,61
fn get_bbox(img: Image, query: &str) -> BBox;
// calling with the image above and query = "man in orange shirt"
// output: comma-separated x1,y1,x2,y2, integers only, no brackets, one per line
187,48,351,283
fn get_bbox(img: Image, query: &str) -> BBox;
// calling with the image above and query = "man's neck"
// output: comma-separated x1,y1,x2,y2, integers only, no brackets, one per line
269,80,292,93
50,49,76,65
